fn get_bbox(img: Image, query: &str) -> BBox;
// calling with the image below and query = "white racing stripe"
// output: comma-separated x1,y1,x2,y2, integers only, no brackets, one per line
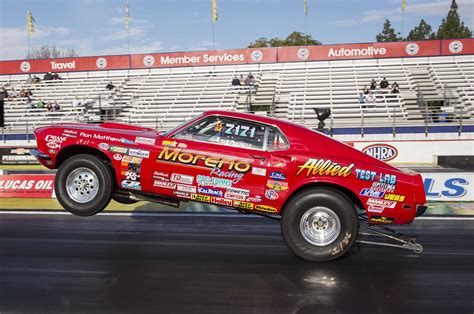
0,211,473,220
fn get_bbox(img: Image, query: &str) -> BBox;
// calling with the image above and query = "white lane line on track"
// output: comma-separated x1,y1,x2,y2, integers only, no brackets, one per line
0,211,474,220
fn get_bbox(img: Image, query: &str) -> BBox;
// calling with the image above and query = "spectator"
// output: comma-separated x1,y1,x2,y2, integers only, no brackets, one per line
370,79,377,90
26,96,35,109
72,96,82,108
26,75,33,84
380,77,389,89
366,91,376,103
26,88,33,97
0,86,7,100
358,93,366,105
7,87,17,100
44,72,53,80
391,82,400,94
37,98,45,108
240,74,245,85
231,76,240,93
32,75,40,83
19,88,27,97
53,101,60,111
52,72,61,80
45,101,53,112
105,81,116,90
362,85,370,94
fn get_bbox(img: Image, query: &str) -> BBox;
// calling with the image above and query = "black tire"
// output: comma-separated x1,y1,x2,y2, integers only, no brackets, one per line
281,187,358,261
55,154,114,216
112,195,138,204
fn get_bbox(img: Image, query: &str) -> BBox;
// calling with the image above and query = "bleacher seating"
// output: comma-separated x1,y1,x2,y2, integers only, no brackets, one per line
0,54,472,133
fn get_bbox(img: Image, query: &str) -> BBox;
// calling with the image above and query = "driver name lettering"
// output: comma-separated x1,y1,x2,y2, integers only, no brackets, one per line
157,147,251,173
297,158,354,177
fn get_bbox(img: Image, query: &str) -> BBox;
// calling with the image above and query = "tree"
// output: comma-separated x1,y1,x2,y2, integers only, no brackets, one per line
247,31,321,48
26,46,78,59
376,19,402,42
436,0,472,39
406,19,436,41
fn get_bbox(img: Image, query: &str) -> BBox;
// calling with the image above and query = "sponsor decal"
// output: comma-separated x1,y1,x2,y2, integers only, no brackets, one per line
269,171,286,181
171,173,194,184
173,191,191,199
191,194,211,202
62,129,78,138
122,156,142,164
367,198,396,209
362,144,398,162
46,142,60,149
153,171,170,180
162,140,177,147
120,138,136,145
211,197,233,206
355,169,397,185
110,146,129,154
371,182,396,193
177,184,197,193
113,154,123,161
367,205,385,213
197,175,232,188
369,215,395,224
153,180,176,189
45,135,66,148
224,187,250,202
252,167,266,176
449,40,463,54
50,60,76,70
121,180,141,190
211,167,244,184
297,158,354,177
125,171,140,181
98,143,110,150
266,180,288,191
246,196,262,203
384,194,405,202
265,189,279,200
48,149,57,154
233,200,254,210
0,175,55,198
157,147,251,173
198,187,223,197
128,148,150,159
254,204,278,213
135,137,156,146
360,188,385,198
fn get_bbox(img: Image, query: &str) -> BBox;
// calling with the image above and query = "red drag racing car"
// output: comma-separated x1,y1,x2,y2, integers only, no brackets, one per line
32,110,427,261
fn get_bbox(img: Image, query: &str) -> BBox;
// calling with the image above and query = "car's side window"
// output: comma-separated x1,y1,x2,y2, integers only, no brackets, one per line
173,116,267,150
267,126,289,151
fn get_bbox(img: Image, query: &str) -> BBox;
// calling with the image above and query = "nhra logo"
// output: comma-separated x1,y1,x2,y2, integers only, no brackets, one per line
20,61,31,72
250,50,263,62
449,40,463,54
96,57,107,69
297,48,310,60
405,43,419,55
143,55,155,67
362,144,398,162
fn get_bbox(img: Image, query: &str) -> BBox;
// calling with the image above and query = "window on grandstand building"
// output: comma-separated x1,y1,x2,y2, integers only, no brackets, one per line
267,126,289,151
173,116,266,150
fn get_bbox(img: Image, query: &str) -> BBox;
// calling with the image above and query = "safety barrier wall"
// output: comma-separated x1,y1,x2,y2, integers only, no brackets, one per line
0,39,472,75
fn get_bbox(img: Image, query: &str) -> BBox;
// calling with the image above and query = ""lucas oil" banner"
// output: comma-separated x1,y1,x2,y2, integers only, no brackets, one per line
0,175,55,198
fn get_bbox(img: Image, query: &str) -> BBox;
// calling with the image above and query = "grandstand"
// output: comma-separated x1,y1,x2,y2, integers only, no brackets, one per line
0,39,472,134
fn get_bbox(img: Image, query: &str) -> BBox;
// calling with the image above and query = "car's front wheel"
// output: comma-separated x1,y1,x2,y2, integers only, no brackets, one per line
55,154,114,216
281,187,358,261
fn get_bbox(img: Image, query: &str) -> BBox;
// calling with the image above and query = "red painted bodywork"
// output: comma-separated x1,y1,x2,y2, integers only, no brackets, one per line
33,111,426,224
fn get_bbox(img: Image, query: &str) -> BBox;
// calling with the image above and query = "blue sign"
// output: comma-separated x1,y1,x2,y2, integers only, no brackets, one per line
269,172,286,181
359,188,385,198
198,187,223,197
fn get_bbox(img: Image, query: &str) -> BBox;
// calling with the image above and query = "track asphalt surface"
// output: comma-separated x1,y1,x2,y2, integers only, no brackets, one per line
0,212,473,313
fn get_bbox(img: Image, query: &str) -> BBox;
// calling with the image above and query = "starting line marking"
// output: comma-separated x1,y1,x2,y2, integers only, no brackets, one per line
0,211,473,220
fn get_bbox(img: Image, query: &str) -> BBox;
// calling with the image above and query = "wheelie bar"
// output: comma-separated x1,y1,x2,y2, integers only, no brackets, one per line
356,223,424,254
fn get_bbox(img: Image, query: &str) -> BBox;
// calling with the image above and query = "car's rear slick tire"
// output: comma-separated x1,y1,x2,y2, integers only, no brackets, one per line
281,187,358,262
55,154,114,216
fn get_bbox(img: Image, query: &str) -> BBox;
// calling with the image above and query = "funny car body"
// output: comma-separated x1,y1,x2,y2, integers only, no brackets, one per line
32,110,427,261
